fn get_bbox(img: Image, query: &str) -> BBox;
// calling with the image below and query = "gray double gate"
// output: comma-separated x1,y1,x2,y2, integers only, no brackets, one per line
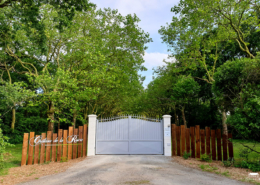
96,115,164,155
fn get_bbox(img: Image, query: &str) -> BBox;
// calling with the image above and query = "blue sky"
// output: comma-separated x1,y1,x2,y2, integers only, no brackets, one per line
91,0,179,87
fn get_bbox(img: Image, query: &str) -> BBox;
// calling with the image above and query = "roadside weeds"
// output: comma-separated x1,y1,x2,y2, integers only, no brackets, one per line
173,156,260,185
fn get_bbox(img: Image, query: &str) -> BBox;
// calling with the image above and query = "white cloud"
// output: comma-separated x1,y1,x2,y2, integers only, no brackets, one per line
143,52,173,70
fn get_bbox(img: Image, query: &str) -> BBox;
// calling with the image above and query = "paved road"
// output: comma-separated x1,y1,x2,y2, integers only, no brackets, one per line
21,155,249,185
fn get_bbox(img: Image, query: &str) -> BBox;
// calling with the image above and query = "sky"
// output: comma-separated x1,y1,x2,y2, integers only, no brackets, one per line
91,0,180,87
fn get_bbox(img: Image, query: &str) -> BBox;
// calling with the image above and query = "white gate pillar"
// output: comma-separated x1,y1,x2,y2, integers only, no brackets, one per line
163,115,172,156
87,114,97,156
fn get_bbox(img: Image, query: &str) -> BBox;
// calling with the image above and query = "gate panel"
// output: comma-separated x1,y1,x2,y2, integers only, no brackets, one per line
130,119,163,154
96,118,129,154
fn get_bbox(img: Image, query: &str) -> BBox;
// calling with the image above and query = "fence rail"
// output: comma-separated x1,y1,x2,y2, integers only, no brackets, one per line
171,124,234,161
21,125,88,166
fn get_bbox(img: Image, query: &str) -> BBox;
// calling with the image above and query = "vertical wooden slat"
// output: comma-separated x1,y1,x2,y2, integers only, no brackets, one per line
217,129,222,161
181,125,185,155
228,133,234,159
68,127,73,160
63,130,68,159
73,128,78,159
57,129,63,162
201,129,205,155
34,135,40,164
21,133,29,166
196,125,200,158
27,132,35,165
78,126,83,157
46,131,52,162
83,124,87,157
206,127,210,156
185,128,190,153
171,124,176,156
176,126,181,156
40,133,46,164
211,130,216,160
223,134,228,161
190,127,195,158
52,133,57,162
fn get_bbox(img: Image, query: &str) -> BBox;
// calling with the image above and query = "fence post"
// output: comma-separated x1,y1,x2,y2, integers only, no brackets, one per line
163,115,172,156
87,114,97,156
21,133,29,166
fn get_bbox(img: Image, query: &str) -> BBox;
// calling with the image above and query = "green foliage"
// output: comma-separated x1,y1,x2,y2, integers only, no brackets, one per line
0,4,151,135
0,117,14,169
171,75,200,103
60,157,68,163
235,160,260,172
213,56,260,141
222,158,235,167
239,148,251,161
183,151,191,160
199,164,205,170
200,153,212,162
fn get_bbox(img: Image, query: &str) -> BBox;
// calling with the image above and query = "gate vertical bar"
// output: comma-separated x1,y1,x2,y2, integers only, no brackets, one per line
128,115,131,154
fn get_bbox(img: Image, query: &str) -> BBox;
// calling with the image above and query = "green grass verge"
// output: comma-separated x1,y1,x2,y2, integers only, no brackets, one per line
0,144,23,176
233,139,260,161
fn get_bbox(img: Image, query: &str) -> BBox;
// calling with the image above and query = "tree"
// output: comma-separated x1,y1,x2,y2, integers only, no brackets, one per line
171,75,200,127
213,55,260,143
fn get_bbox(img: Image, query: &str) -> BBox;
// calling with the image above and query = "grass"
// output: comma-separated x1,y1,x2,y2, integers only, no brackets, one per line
0,144,23,176
233,139,260,161
199,164,219,172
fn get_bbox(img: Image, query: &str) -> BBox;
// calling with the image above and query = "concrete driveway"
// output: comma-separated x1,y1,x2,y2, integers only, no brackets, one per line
21,155,249,185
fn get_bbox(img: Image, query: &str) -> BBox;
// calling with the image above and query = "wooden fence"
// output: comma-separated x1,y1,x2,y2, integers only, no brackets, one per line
21,125,88,166
171,124,234,161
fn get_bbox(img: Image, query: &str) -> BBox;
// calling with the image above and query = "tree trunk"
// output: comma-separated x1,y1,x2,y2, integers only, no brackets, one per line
73,111,77,129
222,110,228,135
11,107,16,131
181,106,187,127
47,101,55,132
58,117,60,130
174,105,178,125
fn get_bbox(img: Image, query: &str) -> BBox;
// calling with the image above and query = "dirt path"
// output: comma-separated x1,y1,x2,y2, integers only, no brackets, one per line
20,155,249,185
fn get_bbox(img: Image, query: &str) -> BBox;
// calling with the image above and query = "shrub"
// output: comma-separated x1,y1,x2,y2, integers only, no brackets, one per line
60,157,68,163
200,153,212,162
183,151,191,159
222,158,235,167
234,159,260,172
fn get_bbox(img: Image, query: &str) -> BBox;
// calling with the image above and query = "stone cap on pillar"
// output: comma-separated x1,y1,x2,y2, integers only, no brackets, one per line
88,114,97,118
163,115,172,118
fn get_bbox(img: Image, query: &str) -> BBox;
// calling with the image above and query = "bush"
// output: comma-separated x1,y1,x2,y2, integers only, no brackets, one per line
183,151,191,159
222,158,235,167
200,153,212,162
60,157,68,163
234,159,260,172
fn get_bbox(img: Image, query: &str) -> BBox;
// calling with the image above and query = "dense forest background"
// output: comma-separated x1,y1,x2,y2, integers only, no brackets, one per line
0,0,260,146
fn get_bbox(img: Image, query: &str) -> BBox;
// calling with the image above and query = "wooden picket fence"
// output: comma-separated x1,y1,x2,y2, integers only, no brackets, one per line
171,124,234,161
21,125,88,166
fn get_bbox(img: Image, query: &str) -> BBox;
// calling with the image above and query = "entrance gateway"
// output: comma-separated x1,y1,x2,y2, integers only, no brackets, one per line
96,115,164,154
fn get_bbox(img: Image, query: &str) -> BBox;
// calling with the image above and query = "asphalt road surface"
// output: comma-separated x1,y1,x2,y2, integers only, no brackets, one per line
21,155,249,185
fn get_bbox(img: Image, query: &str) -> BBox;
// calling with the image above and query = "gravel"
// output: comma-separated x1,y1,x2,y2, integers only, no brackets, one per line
20,155,250,185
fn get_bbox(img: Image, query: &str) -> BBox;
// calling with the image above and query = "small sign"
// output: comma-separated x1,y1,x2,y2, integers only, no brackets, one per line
167,143,171,146
164,127,170,131
164,131,170,136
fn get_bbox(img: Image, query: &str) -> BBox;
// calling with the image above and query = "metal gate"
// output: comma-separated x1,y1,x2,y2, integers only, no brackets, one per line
96,115,163,154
